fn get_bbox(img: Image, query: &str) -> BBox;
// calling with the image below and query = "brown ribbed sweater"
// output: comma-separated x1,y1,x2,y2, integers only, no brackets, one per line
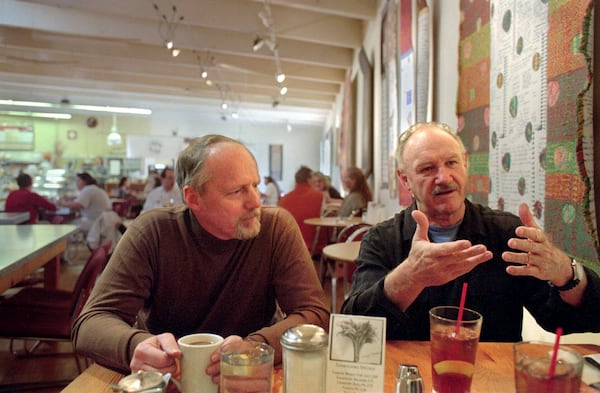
72,205,329,372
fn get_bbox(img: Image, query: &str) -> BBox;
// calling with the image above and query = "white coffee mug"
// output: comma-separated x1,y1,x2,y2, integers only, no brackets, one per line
174,333,224,393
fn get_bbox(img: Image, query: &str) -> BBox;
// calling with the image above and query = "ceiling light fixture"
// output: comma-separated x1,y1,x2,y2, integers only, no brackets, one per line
106,114,123,146
252,1,289,106
153,3,184,57
252,36,265,52
0,110,72,120
0,99,152,115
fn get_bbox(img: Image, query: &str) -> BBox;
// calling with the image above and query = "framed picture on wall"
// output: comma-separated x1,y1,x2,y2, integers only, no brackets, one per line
269,144,283,181
0,124,34,150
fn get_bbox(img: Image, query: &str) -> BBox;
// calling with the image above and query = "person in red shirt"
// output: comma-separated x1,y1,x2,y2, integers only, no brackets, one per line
279,166,328,256
5,173,57,224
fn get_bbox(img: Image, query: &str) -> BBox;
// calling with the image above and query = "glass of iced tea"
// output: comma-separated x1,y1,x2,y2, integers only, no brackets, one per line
514,341,583,393
429,306,483,393
220,340,274,393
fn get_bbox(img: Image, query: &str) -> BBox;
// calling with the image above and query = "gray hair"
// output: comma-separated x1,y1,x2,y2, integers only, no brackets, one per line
395,122,466,170
176,134,249,193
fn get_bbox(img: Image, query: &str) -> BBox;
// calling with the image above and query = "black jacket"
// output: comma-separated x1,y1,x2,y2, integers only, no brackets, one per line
342,200,600,341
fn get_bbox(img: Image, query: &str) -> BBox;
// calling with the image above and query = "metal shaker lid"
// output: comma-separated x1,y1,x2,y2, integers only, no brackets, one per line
112,370,170,393
281,324,327,351
396,364,423,393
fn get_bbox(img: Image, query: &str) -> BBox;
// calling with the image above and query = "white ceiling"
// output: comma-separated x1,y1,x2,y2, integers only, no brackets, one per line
0,0,378,127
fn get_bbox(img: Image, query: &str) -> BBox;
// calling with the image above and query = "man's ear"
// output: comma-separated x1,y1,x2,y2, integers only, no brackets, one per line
397,169,410,191
183,185,199,209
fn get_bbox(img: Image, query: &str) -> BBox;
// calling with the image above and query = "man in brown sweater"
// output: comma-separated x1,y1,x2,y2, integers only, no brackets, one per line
72,135,329,387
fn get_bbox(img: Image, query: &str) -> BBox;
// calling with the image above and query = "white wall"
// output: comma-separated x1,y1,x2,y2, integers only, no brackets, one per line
149,110,322,194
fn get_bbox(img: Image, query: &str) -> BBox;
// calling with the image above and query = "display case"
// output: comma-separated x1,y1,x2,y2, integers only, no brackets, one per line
32,169,76,200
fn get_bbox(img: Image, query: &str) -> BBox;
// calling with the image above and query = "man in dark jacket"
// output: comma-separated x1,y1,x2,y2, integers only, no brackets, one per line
342,122,600,341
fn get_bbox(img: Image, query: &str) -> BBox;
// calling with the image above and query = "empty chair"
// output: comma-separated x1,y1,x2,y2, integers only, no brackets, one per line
0,243,109,378
319,223,372,284
86,211,122,253
112,199,131,218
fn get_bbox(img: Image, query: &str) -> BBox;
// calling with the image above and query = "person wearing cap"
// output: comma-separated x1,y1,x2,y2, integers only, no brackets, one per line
342,122,600,341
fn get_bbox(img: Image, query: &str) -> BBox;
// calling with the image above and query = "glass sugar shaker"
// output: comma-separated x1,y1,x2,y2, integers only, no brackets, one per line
395,364,423,393
281,324,328,393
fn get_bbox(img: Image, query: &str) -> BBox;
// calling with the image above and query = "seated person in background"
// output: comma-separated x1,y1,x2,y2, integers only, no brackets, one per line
141,167,184,212
72,135,329,386
116,176,136,199
59,172,111,232
279,166,327,254
342,122,600,341
261,176,280,206
338,166,372,217
5,172,56,224
311,171,343,207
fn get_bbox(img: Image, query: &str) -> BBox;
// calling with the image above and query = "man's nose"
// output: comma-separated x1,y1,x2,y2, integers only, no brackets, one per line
247,187,262,208
435,167,452,183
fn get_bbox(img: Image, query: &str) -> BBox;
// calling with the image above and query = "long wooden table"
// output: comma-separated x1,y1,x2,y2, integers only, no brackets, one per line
62,341,600,393
0,224,78,292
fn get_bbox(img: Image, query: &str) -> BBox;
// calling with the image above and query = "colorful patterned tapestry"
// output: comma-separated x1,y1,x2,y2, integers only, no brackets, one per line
457,0,598,265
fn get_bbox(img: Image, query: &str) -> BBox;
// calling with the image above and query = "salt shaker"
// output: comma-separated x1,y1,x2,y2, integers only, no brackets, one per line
281,324,328,393
395,364,423,393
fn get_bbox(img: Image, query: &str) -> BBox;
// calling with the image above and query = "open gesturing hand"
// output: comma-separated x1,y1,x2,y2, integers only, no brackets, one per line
502,203,573,284
406,210,493,287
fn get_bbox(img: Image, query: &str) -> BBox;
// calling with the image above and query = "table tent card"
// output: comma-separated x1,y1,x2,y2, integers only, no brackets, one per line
326,314,386,393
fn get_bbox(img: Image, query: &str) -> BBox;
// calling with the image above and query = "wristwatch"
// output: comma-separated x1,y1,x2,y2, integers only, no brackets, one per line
549,259,584,291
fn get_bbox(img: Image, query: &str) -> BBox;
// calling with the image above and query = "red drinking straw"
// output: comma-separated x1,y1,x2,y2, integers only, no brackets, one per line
455,282,469,335
549,327,564,378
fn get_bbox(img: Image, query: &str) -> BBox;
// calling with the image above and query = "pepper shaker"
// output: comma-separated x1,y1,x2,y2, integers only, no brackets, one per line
281,324,328,393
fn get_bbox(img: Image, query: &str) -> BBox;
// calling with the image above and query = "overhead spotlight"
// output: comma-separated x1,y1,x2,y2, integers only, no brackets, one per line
276,73,286,83
221,102,228,110
201,70,208,79
206,79,213,86
287,123,292,132
252,36,264,52
171,48,181,57
279,86,288,95
165,40,174,49
231,112,239,119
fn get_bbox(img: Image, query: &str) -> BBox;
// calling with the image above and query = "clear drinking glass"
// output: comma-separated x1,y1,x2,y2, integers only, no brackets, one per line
220,340,274,393
514,341,583,393
429,306,483,393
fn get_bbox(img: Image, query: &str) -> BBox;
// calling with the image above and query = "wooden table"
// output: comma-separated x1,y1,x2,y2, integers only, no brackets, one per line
304,216,363,255
0,211,30,224
0,224,78,293
322,241,361,312
61,341,600,393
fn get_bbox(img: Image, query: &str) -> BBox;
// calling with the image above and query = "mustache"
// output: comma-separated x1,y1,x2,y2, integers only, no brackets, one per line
240,209,261,220
432,183,458,195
